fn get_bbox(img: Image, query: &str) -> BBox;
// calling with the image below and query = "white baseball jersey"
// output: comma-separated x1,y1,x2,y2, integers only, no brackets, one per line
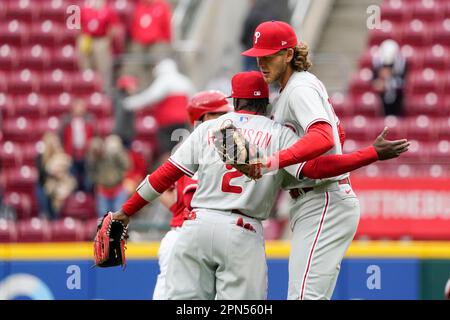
169,112,302,220
271,71,349,189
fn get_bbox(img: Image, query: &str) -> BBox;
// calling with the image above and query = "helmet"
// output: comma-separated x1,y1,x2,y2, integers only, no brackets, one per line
187,90,231,124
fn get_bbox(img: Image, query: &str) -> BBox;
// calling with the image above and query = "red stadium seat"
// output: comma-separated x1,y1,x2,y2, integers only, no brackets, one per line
14,93,48,119
352,92,383,117
349,68,374,95
50,218,85,242
2,117,42,143
0,219,18,242
19,45,51,71
46,92,73,117
371,115,406,140
405,92,445,116
50,45,79,71
39,69,68,95
436,117,450,140
0,44,19,72
113,0,136,26
4,165,38,194
37,0,70,24
0,93,15,120
2,192,34,220
431,18,450,47
400,19,432,48
86,93,113,118
37,116,62,133
0,141,22,169
421,44,450,70
5,0,36,23
430,140,450,163
68,70,103,95
411,0,445,22
404,115,437,141
329,93,355,117
398,140,430,163
5,69,38,94
29,20,59,47
135,116,159,140
341,115,375,141
368,20,401,46
380,0,410,23
17,218,51,242
0,20,29,46
60,191,97,221
406,69,445,94
21,142,39,167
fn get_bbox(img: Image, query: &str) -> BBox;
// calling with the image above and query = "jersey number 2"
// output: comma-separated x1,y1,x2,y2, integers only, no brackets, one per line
221,165,243,194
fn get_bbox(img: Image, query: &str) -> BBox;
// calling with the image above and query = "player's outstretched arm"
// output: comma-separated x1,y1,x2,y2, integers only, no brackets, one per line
301,127,410,179
111,161,186,224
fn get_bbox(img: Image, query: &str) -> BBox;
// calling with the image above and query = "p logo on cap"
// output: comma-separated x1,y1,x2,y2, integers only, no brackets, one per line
242,20,298,57
254,31,261,44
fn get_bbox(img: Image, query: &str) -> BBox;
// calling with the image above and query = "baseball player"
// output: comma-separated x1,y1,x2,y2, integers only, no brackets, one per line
110,71,407,300
152,90,231,300
241,21,409,300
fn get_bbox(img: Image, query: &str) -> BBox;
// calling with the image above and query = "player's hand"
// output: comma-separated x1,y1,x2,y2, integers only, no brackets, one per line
111,209,130,226
373,127,410,160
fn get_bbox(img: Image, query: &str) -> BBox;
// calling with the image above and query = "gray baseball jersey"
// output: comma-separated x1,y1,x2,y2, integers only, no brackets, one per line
271,71,349,189
169,112,303,220
270,70,360,300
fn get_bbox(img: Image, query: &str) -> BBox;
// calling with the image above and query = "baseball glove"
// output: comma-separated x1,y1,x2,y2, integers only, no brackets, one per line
213,121,264,180
93,212,128,268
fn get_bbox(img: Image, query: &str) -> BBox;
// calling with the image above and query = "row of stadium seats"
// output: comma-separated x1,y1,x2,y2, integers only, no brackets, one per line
0,217,98,242
0,0,141,25
0,69,103,95
359,44,450,71
0,44,80,72
0,92,112,118
369,19,450,47
380,0,450,23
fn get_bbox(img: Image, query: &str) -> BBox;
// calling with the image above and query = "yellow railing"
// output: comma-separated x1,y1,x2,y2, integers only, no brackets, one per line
1,241,450,260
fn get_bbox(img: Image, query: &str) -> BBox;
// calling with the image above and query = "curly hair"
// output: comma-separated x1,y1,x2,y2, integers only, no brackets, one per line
290,42,312,72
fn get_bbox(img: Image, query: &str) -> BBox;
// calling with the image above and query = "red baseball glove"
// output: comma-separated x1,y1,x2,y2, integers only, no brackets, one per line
93,212,128,268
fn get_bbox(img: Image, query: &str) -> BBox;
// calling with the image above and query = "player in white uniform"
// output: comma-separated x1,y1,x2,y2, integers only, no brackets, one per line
242,21,409,299
152,90,231,300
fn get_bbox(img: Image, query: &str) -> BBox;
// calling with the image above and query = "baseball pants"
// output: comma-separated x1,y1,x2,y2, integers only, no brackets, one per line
166,209,267,300
152,227,181,300
288,181,360,300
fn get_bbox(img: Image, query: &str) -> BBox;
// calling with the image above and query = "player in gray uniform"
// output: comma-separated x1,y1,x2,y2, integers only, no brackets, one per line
110,72,407,300
242,21,409,299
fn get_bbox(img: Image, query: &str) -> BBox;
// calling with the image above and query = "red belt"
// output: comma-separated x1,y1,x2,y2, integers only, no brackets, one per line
289,178,351,200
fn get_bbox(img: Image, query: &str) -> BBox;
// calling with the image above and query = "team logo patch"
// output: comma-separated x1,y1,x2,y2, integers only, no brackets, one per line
239,116,249,123
253,91,261,96
281,40,287,46
254,31,261,44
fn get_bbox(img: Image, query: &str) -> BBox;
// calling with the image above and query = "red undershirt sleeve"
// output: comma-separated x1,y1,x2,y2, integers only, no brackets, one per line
301,146,379,179
122,161,185,216
271,122,335,169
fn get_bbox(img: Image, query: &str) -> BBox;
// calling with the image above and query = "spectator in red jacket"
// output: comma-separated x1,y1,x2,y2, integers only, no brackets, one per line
60,99,96,192
78,0,121,91
123,0,173,88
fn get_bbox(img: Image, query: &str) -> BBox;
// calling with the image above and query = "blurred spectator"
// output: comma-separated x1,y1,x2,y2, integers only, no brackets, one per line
113,75,139,148
60,99,96,192
123,143,148,195
87,135,130,217
123,58,195,164
79,0,120,91
123,0,173,88
240,0,290,71
372,39,407,116
36,132,64,220
44,151,77,218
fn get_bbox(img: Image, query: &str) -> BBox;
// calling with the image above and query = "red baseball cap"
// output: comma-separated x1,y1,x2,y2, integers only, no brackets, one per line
187,90,231,124
230,71,269,99
241,20,298,57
